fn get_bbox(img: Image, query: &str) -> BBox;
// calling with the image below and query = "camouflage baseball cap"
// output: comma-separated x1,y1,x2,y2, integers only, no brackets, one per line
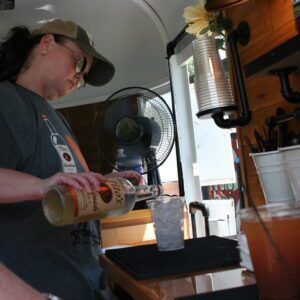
31,19,115,86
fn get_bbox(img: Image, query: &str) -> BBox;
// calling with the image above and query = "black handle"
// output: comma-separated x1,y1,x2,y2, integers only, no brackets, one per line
189,201,210,238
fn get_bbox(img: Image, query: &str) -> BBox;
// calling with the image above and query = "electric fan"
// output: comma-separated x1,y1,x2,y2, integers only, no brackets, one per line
96,87,175,186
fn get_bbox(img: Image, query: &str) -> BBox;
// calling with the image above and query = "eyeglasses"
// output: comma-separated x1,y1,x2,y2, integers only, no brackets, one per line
58,43,88,89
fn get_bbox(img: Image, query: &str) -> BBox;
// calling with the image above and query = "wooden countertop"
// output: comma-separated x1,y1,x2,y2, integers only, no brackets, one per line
100,253,256,300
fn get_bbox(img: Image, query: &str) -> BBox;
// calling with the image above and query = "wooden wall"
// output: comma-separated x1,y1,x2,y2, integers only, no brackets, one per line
58,96,146,176
58,102,112,173
227,0,300,206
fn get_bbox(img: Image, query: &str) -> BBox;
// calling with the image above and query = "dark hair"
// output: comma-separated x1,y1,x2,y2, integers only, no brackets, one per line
0,26,66,82
0,26,42,82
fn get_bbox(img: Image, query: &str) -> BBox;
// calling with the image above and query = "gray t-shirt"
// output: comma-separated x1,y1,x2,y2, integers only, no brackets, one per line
0,81,105,300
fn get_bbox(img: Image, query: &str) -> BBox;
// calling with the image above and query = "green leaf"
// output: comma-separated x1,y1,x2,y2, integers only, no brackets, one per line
209,23,217,32
218,17,232,31
214,27,224,35
200,26,210,35
215,38,225,50
216,15,233,31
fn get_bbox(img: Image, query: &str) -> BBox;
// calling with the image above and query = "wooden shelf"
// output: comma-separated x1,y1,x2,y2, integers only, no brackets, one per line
244,34,300,78
100,209,152,230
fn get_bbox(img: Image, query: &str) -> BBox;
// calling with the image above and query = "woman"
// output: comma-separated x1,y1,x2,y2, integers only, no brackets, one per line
0,19,139,300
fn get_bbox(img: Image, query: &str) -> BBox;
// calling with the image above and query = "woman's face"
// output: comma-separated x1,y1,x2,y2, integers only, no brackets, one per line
41,35,93,100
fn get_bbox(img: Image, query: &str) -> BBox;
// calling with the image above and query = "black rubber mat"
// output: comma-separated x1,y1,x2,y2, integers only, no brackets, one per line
175,284,259,300
105,236,240,280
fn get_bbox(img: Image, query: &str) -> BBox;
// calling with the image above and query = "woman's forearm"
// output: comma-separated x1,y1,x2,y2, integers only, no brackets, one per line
0,168,108,204
0,168,141,204
0,168,43,203
0,263,45,300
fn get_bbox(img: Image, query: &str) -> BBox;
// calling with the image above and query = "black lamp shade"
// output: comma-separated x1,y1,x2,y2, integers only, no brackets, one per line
205,0,248,11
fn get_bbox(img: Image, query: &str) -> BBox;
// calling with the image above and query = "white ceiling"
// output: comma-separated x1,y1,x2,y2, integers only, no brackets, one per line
0,0,198,108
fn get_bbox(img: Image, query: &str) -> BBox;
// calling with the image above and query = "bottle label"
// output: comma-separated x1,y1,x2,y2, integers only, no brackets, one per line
70,180,125,217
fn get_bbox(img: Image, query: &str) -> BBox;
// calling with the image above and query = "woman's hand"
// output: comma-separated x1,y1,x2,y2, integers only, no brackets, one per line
105,170,144,186
39,172,106,195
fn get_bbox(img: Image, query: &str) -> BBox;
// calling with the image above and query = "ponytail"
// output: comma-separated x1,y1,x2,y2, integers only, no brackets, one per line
0,26,42,82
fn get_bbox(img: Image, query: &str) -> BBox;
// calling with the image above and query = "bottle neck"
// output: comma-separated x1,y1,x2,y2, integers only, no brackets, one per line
134,184,163,202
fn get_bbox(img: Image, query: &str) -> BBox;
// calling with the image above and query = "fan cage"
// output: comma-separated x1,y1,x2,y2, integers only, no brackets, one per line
96,87,175,175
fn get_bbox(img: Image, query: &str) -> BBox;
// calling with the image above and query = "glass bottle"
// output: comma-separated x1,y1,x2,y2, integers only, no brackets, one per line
115,148,143,174
115,148,127,171
42,177,162,226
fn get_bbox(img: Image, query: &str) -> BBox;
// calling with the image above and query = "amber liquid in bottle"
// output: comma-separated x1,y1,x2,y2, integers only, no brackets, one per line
42,177,162,226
